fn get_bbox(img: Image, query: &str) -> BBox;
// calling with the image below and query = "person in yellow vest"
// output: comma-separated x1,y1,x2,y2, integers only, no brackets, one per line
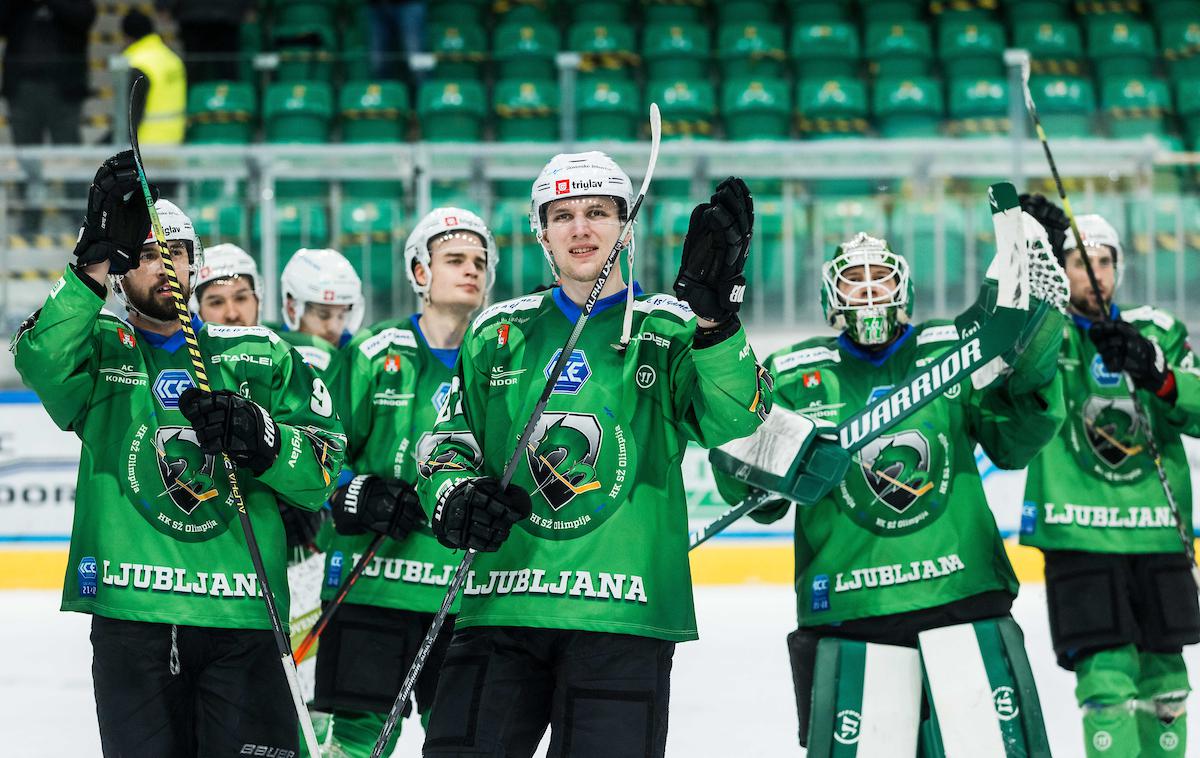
120,10,186,145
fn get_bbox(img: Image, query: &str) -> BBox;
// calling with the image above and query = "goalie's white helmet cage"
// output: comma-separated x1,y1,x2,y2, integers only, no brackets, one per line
404,207,498,299
111,198,204,317
280,248,365,334
821,232,913,346
189,243,262,316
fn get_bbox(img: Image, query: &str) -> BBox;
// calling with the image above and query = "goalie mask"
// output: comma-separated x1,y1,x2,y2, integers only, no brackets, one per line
404,207,498,300
1061,213,1124,286
189,243,262,316
111,198,204,318
821,232,912,346
281,248,365,334
529,150,635,275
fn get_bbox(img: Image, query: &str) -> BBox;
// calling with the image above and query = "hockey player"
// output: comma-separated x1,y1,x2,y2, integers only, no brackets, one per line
721,226,1067,756
9,152,345,756
416,153,770,757
1020,196,1200,757
191,242,262,327
277,246,365,378
310,207,498,756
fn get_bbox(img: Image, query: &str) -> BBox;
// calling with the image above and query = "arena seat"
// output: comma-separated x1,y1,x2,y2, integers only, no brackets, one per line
494,78,560,141
264,81,334,143
796,77,870,139
340,80,409,143
790,21,861,80
722,77,791,140
873,76,945,138
417,79,487,141
187,82,256,144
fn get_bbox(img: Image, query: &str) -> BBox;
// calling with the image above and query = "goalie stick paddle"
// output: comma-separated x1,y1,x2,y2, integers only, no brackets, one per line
1018,56,1199,588
690,183,1031,550
127,76,324,757
370,103,664,758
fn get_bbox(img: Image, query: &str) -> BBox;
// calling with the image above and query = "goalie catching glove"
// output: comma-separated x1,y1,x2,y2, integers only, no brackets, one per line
432,477,532,552
673,177,754,324
73,150,157,275
331,474,427,542
178,388,280,475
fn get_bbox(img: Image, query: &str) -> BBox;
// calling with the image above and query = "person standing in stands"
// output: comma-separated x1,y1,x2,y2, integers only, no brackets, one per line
121,9,186,146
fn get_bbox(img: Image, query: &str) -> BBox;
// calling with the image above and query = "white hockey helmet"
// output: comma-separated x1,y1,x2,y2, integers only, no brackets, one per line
189,243,262,314
529,150,635,272
404,207,498,297
821,232,912,346
1061,213,1124,284
280,248,365,334
111,198,204,314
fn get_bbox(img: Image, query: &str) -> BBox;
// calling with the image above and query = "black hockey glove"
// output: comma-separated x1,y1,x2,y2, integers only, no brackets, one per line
1018,193,1070,259
1088,320,1173,395
673,176,754,324
73,150,157,275
330,474,426,542
432,477,532,552
279,503,328,551
178,388,281,475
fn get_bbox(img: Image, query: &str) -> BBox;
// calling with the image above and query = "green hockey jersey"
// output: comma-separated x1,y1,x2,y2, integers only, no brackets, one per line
1021,305,1200,554
321,314,465,613
738,321,1065,628
417,286,768,642
274,328,340,379
11,270,346,630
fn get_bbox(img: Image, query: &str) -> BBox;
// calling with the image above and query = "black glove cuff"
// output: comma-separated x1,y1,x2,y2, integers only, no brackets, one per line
68,264,109,299
693,314,742,349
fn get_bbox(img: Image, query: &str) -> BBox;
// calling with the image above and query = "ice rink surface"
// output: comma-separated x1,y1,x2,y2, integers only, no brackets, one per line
3,584,1199,757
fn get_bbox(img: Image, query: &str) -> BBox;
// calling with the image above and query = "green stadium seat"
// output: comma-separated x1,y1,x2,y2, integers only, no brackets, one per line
786,0,850,23
338,197,405,298
643,1,704,23
341,178,405,201
938,19,1006,78
340,80,409,143
947,77,1010,137
873,76,945,138
790,22,860,79
722,78,791,139
717,23,788,79
816,196,888,252
1177,78,1200,147
427,24,488,80
576,77,641,140
493,21,559,80
491,198,549,298
187,82,256,144
275,0,337,27
494,79,560,141
429,180,484,214
417,79,487,141
264,81,334,143
1126,194,1200,299
648,78,717,139
574,0,631,23
1005,0,1070,21
796,77,870,138
1012,20,1085,76
427,1,484,26
718,1,775,24
871,0,924,21
1087,17,1157,80
890,199,967,316
191,199,248,245
567,22,639,75
747,195,809,306
865,21,934,76
1151,0,1200,23
494,0,553,23
271,22,336,83
643,22,710,80
252,201,331,269
1161,20,1200,84
1102,77,1173,141
1027,75,1096,137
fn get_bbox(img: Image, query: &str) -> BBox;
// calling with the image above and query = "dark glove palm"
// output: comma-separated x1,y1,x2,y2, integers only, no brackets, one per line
673,177,754,323
74,150,156,275
1088,320,1169,392
279,503,328,551
179,388,281,475
432,477,532,552
331,474,426,542
1018,193,1070,259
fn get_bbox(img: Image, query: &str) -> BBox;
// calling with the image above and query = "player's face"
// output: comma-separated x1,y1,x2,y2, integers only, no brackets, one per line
836,263,899,306
197,276,259,326
1064,247,1116,317
123,241,192,321
420,231,488,310
295,301,350,344
543,196,628,285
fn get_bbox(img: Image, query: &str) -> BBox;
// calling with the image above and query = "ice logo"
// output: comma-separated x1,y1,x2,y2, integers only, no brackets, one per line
1090,354,1122,387
431,381,452,413
78,556,98,597
154,369,195,410
545,349,591,394
811,574,830,612
327,551,344,587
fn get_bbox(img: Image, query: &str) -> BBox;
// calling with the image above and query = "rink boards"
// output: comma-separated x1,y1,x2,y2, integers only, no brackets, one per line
1,390,1196,590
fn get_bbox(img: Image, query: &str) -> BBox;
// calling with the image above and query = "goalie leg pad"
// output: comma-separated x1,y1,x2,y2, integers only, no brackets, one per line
805,635,922,757
919,618,1051,758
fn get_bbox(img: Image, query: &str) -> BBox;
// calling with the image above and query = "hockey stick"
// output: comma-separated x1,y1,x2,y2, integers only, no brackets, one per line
1017,55,1200,587
127,76,323,757
369,104,663,758
293,532,386,663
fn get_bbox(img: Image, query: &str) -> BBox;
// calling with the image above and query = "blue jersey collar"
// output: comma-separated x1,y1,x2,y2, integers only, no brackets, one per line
837,324,913,367
1071,304,1120,332
137,314,203,354
552,281,644,323
410,313,460,370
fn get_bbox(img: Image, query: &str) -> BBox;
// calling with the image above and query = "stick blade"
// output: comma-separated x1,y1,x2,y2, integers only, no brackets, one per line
987,182,1029,311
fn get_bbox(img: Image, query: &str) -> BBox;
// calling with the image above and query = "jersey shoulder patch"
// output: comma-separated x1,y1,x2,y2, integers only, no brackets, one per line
633,293,695,323
205,324,280,343
771,342,841,374
359,326,418,359
472,294,545,331
916,323,959,346
294,344,333,372
1121,305,1176,332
